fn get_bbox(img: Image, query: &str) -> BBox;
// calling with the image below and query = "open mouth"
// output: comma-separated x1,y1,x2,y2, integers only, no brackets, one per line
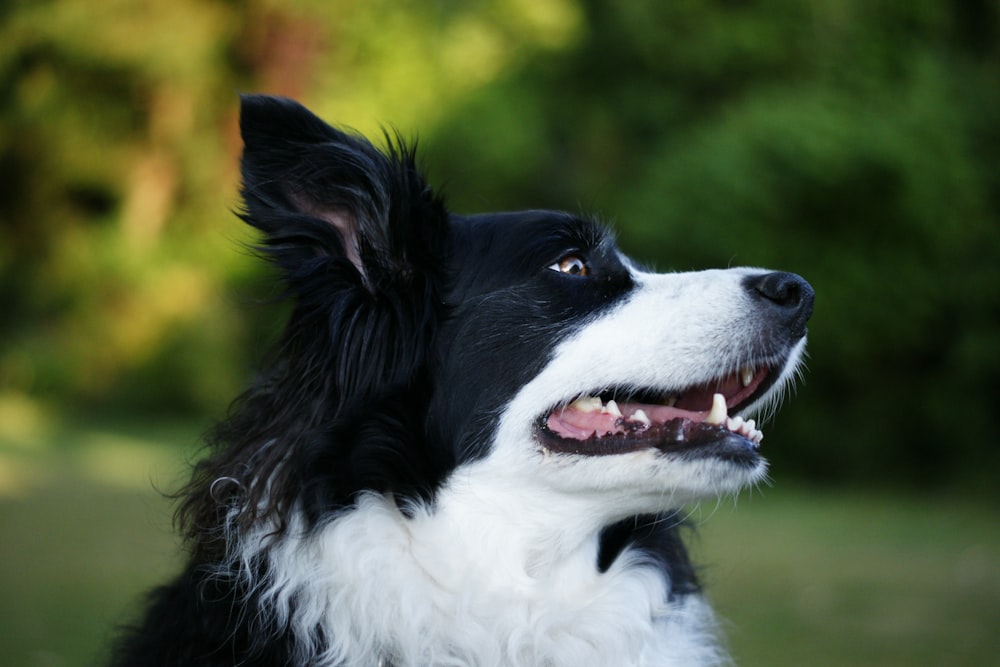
536,363,781,460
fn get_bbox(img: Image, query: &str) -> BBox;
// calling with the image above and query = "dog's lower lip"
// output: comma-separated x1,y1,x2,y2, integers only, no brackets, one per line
536,404,764,457
536,416,761,460
535,364,780,456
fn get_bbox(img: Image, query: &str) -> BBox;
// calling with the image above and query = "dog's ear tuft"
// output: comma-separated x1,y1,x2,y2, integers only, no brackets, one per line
238,94,446,291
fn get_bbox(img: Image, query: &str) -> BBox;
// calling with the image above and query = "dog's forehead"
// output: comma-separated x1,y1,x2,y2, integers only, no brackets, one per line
447,211,618,266
438,211,624,301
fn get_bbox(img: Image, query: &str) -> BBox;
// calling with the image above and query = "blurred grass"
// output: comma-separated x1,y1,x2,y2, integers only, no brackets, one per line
0,404,199,666
695,489,1000,666
1,412,997,666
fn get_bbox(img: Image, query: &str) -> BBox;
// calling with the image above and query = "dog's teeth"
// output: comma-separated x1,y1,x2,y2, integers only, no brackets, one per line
662,395,677,407
704,393,728,425
723,414,765,446
632,409,651,426
740,365,755,387
604,400,623,417
569,396,602,412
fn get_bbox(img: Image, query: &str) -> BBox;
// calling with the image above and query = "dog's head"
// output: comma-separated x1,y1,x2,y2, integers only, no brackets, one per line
205,95,812,537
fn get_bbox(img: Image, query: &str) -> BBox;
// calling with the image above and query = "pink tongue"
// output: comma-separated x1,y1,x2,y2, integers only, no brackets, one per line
545,411,611,439
546,401,706,440
544,369,768,441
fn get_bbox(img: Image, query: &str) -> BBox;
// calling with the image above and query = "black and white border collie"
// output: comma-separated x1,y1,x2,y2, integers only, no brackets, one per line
111,95,814,667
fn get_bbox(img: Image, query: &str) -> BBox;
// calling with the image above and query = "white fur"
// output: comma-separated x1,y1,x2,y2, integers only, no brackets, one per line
253,491,727,667
233,265,805,666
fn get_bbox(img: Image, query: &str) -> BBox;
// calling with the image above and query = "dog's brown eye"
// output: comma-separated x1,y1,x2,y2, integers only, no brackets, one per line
549,255,589,277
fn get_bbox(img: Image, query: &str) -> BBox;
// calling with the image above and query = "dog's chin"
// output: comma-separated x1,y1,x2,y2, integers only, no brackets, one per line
527,425,766,509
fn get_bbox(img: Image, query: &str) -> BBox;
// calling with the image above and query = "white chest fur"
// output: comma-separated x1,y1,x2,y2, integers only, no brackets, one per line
250,488,726,667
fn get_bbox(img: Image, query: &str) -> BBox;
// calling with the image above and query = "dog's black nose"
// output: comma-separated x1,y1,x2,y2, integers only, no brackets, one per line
744,271,815,337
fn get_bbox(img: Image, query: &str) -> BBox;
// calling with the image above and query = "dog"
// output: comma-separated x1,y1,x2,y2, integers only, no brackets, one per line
110,95,813,667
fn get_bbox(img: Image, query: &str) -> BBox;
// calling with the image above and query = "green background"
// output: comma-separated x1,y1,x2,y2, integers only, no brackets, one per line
1,1,997,665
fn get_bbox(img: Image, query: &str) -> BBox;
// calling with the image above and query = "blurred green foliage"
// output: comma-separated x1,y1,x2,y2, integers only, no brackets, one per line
1,0,998,492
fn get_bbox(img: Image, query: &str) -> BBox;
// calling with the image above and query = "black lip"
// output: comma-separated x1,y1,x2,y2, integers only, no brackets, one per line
668,422,761,466
537,417,761,466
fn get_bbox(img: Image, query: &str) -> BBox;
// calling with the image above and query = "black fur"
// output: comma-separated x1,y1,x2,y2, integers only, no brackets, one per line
109,95,701,667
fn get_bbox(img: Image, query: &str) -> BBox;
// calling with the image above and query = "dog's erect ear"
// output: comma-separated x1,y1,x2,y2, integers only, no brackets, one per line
238,94,446,290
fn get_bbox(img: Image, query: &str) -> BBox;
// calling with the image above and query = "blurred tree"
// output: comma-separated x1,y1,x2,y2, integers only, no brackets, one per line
0,0,584,413
0,0,252,412
1,0,997,492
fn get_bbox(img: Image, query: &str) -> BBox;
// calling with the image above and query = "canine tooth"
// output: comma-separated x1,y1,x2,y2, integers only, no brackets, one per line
663,395,677,407
632,409,651,426
570,396,602,412
740,365,755,387
705,393,728,425
604,400,623,418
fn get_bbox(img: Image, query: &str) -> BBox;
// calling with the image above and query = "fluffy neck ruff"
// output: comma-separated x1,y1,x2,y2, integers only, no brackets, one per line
235,472,725,667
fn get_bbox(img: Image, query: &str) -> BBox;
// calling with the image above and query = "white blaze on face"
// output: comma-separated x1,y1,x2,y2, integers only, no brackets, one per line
480,265,805,512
